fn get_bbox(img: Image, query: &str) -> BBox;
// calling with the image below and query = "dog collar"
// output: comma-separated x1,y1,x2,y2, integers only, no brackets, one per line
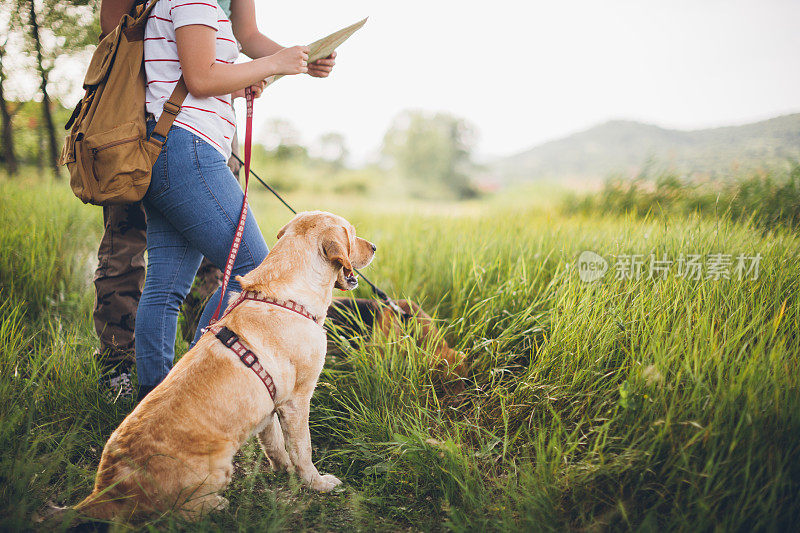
223,290,323,325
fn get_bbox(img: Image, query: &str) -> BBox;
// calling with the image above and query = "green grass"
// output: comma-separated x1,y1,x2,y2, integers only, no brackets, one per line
563,162,800,230
1,176,799,531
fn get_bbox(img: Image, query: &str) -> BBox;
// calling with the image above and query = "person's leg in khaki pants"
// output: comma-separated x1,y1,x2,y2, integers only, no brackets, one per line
93,202,146,398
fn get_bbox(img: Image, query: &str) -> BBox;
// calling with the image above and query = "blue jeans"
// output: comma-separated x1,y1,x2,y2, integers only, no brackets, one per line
135,121,269,388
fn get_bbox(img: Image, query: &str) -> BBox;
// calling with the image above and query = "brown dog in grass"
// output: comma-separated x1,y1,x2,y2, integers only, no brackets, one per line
73,211,375,522
326,298,468,391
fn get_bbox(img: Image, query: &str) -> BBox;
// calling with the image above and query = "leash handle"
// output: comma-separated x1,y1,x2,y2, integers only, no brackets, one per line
210,88,253,323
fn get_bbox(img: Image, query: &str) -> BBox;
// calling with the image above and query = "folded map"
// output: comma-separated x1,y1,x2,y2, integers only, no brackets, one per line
265,17,368,88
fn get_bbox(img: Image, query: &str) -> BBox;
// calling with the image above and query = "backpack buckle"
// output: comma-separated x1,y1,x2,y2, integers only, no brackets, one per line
162,100,181,116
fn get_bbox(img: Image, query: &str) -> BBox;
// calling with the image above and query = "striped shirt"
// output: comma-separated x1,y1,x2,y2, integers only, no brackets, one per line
144,0,239,158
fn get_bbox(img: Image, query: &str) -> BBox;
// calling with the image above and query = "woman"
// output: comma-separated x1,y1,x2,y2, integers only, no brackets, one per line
135,0,336,400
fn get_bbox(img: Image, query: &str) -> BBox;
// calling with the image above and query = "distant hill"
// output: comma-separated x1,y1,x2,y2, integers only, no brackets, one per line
491,113,800,182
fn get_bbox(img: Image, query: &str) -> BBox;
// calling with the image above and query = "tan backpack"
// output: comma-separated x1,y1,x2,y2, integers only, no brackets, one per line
60,0,187,205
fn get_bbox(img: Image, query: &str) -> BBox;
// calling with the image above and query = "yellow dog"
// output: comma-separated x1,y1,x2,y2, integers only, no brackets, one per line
75,211,375,521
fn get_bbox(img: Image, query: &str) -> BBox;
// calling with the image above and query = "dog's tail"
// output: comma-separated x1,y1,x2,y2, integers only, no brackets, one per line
33,493,124,530
72,490,128,521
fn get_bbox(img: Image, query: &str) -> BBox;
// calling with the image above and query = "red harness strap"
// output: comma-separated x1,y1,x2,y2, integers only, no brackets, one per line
214,326,277,400
208,291,322,399
224,290,323,325
210,88,254,324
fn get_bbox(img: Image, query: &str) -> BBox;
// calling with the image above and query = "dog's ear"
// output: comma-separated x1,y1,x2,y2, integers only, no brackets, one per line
322,227,353,273
322,227,354,289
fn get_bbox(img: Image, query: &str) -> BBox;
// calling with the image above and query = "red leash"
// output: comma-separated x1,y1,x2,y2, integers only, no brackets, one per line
210,88,253,324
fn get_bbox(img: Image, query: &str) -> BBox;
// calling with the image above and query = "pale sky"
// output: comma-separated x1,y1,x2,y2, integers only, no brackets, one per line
233,0,800,164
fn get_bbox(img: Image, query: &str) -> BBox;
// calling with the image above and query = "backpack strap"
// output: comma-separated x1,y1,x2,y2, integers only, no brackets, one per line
148,77,188,149
120,0,161,41
124,0,187,146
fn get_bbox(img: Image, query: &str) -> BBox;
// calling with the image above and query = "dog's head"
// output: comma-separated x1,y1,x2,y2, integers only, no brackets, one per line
277,211,375,291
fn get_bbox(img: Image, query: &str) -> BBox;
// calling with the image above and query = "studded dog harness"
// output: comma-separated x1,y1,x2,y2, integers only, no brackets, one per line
223,290,323,325
208,290,323,400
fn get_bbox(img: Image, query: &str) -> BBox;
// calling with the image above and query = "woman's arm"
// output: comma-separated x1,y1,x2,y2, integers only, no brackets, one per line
230,0,336,78
230,0,284,59
99,0,137,37
175,24,308,98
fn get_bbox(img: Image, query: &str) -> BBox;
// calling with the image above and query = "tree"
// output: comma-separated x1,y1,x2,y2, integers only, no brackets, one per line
0,32,19,175
27,0,61,177
382,109,478,198
12,0,98,177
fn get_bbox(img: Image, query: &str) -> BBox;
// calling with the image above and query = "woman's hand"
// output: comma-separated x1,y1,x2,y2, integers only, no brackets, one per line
271,45,310,75
232,78,269,99
308,51,336,78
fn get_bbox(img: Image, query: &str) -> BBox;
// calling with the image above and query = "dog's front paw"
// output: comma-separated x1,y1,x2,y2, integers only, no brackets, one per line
310,473,342,492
